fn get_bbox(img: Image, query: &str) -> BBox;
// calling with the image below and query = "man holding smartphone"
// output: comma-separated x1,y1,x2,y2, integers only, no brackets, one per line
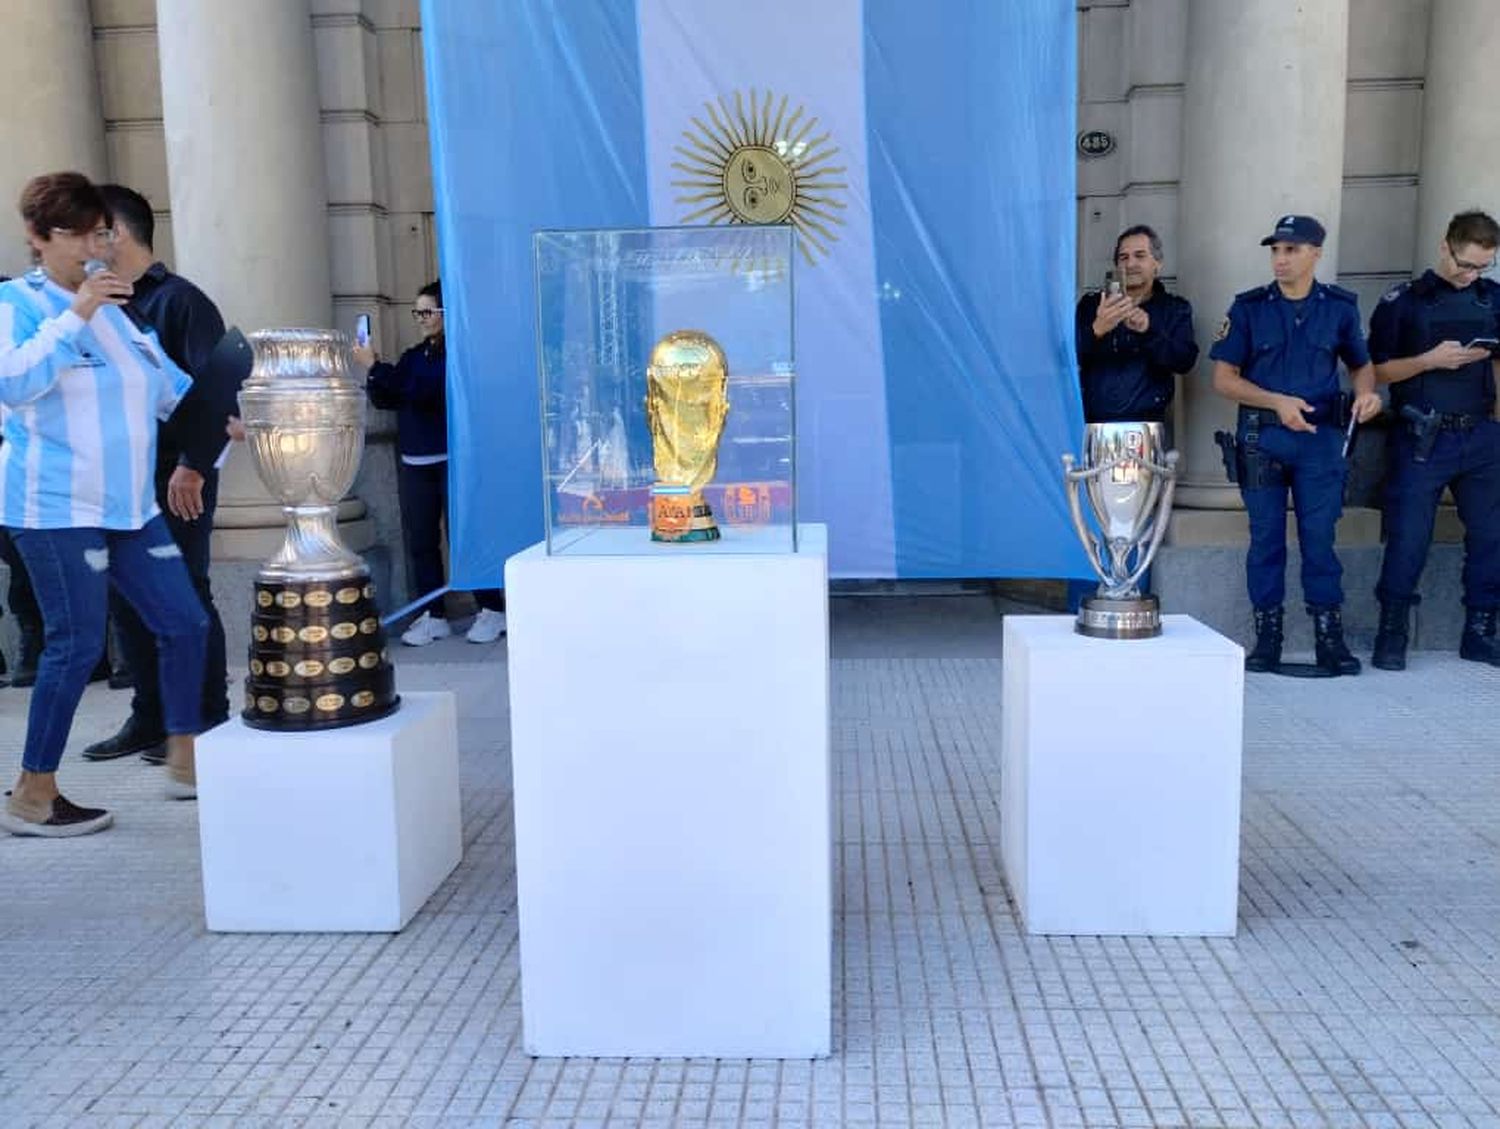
1075,225,1198,425
1367,209,1500,669
1069,225,1198,610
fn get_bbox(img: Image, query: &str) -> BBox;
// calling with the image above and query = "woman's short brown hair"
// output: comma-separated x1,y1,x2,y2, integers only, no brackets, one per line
19,172,110,238
1446,210,1500,251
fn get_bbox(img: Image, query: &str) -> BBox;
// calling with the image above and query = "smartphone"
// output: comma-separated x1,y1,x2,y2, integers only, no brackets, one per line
1103,269,1122,299
355,313,372,348
1463,336,1499,351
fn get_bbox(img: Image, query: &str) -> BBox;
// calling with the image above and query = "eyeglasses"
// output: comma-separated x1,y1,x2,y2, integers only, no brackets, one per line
1448,244,1496,275
50,226,114,244
411,308,444,321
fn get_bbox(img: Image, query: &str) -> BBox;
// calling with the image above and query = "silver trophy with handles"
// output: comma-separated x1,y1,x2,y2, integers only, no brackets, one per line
1061,421,1179,639
236,329,400,730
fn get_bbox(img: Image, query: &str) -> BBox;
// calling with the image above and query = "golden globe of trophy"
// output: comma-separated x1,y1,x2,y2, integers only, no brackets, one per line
645,330,729,542
236,329,400,730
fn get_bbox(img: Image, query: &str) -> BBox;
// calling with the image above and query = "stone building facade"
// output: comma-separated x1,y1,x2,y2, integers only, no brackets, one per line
2,1,1498,642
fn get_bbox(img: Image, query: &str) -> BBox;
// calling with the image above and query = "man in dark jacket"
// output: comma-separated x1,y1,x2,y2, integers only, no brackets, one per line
1068,225,1199,608
82,185,233,762
1075,225,1199,424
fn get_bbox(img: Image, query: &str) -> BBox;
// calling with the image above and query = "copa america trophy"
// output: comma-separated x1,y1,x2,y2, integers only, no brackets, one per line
646,329,730,542
1061,421,1179,639
237,329,400,729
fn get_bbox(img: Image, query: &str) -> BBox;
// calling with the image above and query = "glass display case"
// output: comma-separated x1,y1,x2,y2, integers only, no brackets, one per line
533,225,797,555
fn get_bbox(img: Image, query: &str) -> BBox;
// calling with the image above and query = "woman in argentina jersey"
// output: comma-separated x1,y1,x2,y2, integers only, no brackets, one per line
0,172,208,838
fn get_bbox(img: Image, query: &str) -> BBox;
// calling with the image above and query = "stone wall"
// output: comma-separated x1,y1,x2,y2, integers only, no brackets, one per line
1077,0,1431,311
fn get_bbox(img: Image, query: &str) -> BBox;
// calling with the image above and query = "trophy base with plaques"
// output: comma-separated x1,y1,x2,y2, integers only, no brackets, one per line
1076,594,1162,640
243,575,401,731
650,485,721,543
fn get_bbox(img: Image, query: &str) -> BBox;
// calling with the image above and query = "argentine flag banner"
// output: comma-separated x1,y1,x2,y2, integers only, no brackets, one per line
423,0,1081,582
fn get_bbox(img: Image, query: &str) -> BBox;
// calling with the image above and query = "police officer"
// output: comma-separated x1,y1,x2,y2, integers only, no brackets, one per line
1210,214,1382,675
1367,210,1500,669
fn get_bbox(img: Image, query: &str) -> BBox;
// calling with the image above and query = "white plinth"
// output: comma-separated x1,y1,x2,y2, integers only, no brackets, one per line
505,523,831,1058
196,691,462,932
1001,616,1244,936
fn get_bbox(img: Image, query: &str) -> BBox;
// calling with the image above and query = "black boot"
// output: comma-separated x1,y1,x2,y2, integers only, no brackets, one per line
80,714,168,762
9,626,41,688
1245,605,1283,672
1311,605,1361,676
1371,599,1413,671
1459,606,1500,666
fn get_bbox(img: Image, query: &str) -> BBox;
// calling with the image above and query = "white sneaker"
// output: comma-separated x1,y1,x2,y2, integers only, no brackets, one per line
401,612,452,647
466,608,507,644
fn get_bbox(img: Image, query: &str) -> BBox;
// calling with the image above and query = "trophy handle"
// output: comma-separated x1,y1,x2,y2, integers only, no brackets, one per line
1119,450,1180,590
1061,454,1116,588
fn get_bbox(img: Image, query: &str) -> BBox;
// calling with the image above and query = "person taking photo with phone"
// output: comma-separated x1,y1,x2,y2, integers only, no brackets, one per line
351,281,506,646
1068,225,1198,610
1076,225,1199,425
1366,209,1500,670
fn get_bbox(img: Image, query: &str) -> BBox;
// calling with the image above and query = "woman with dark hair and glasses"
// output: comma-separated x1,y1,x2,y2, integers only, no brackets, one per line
352,280,506,647
0,172,208,836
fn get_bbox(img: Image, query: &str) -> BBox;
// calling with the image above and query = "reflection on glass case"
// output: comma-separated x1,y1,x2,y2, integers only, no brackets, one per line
534,225,797,555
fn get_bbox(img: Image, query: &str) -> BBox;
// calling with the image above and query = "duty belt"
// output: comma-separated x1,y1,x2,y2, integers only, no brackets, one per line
1435,411,1488,431
1238,398,1342,429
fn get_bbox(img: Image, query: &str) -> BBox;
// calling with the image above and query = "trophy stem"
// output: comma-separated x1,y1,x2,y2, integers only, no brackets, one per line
260,505,366,582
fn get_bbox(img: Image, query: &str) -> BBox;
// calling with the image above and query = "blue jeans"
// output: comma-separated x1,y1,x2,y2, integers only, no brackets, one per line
111,464,229,731
11,517,208,774
1377,420,1500,608
1239,420,1346,611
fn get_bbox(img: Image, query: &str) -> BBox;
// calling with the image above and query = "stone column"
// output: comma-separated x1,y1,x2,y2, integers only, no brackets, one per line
0,0,106,276
1173,0,1351,511
156,0,363,556
1415,0,1500,263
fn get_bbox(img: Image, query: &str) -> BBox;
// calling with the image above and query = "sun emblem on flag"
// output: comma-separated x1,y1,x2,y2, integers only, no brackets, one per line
673,89,847,266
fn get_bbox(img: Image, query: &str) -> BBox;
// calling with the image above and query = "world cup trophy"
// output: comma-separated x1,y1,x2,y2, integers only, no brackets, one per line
1061,421,1179,639
236,329,400,729
645,330,729,542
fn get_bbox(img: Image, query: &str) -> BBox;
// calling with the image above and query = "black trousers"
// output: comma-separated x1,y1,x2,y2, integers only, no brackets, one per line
398,460,502,617
111,463,229,731
0,525,42,640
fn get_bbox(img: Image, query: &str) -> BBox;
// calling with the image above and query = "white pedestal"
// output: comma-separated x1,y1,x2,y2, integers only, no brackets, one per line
505,523,831,1057
1001,615,1244,936
196,691,462,932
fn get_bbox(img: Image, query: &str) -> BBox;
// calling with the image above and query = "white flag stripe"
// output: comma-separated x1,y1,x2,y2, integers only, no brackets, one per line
637,0,896,575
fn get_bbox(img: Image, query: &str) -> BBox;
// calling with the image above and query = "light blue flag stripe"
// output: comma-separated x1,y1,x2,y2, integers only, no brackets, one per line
424,0,651,590
863,0,1084,577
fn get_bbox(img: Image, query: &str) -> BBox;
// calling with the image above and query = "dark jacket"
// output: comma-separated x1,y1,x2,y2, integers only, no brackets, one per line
128,262,228,474
1075,282,1198,422
367,339,449,458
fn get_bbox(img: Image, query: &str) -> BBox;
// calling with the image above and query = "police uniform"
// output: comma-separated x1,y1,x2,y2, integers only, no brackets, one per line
1368,269,1500,664
1210,279,1370,614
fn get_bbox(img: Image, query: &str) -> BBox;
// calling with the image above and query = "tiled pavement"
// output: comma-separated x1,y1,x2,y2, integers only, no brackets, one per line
1,595,1498,1128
